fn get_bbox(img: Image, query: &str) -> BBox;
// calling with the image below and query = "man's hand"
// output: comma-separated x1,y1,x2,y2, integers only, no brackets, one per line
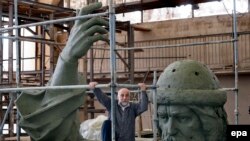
61,2,108,62
138,83,147,91
89,82,98,90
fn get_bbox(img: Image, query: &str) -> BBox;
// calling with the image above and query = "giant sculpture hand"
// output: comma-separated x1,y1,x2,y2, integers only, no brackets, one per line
16,3,108,141
60,4,108,61
50,2,108,86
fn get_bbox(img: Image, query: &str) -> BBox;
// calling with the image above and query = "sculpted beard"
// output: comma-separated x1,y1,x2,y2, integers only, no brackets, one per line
161,132,205,141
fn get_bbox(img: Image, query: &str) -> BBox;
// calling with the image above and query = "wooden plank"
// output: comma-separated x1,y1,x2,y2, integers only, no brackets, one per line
4,136,30,141
38,0,60,5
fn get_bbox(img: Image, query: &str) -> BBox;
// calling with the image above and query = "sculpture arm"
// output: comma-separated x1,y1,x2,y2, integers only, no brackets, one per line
16,3,109,141
50,2,108,86
50,55,79,86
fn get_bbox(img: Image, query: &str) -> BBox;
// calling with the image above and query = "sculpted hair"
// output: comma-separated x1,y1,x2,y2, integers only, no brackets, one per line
189,105,227,141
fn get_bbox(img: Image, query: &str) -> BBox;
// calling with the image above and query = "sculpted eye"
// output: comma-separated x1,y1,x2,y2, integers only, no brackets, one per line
177,116,190,123
158,114,168,120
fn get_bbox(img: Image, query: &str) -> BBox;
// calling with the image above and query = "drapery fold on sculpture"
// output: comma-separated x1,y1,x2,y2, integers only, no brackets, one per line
16,86,85,141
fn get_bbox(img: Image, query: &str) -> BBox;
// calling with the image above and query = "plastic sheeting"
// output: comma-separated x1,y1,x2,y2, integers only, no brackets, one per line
80,115,108,141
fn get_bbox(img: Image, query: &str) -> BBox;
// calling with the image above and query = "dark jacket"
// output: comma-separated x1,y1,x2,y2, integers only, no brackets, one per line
93,88,148,141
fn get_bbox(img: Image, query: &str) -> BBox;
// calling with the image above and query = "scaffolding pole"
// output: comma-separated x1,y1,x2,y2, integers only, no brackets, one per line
0,83,234,93
0,12,109,32
0,84,110,92
115,39,235,50
233,0,239,125
0,0,241,139
152,71,158,141
14,0,21,140
116,84,156,89
0,96,14,133
108,0,117,140
0,36,66,46
8,2,14,137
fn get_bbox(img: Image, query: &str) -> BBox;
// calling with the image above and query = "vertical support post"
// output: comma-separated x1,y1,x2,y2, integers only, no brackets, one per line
8,3,14,137
248,0,250,12
109,0,117,141
0,3,3,134
90,49,94,82
65,0,71,8
128,22,140,136
14,1,20,86
14,0,21,140
127,22,134,84
191,5,194,18
35,26,39,72
89,48,95,119
232,0,239,125
141,10,143,23
0,97,14,136
153,71,158,141
8,0,14,86
140,0,143,23
0,1,3,84
49,13,55,77
82,56,88,121
41,26,46,86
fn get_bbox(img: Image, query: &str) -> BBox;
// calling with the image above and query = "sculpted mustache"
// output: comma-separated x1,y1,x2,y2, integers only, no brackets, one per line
162,136,176,141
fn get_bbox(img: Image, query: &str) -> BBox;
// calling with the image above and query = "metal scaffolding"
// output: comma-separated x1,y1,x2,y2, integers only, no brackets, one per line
0,0,240,141
0,1,157,140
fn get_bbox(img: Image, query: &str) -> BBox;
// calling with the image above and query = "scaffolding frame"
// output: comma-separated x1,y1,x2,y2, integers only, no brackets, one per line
0,0,239,141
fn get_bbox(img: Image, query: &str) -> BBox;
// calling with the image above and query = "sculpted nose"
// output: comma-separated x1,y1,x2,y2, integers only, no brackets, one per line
167,118,178,135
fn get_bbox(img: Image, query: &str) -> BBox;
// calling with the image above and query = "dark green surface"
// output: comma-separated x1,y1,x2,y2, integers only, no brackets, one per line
16,2,108,141
156,60,228,141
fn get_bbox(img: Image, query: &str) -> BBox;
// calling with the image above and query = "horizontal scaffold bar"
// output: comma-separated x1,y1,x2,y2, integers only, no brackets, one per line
0,84,110,92
0,12,109,32
0,83,235,92
116,83,157,89
115,39,236,50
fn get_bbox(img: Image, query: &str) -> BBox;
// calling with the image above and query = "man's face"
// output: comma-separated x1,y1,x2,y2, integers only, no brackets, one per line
117,88,130,105
157,105,205,141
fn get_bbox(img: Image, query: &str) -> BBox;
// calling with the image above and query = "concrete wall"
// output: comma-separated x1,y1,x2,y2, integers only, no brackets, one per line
219,74,250,124
90,13,250,79
130,13,250,42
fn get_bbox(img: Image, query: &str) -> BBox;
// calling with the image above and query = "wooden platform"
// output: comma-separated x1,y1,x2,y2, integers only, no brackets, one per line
1,136,30,141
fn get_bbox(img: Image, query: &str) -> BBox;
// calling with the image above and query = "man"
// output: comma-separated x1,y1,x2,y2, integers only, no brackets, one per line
16,3,108,141
89,82,148,141
154,60,227,141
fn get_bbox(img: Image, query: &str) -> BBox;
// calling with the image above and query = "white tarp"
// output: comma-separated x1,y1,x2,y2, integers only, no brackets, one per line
79,115,108,141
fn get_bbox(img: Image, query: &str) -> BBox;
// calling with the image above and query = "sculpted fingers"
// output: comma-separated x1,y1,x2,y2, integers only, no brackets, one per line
83,17,109,30
61,3,108,61
70,34,108,59
78,2,102,16
88,34,109,44
85,25,108,36
75,2,102,26
70,17,108,43
75,25,108,49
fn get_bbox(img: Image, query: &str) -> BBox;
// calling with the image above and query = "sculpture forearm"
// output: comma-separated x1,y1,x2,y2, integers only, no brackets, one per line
50,55,79,86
